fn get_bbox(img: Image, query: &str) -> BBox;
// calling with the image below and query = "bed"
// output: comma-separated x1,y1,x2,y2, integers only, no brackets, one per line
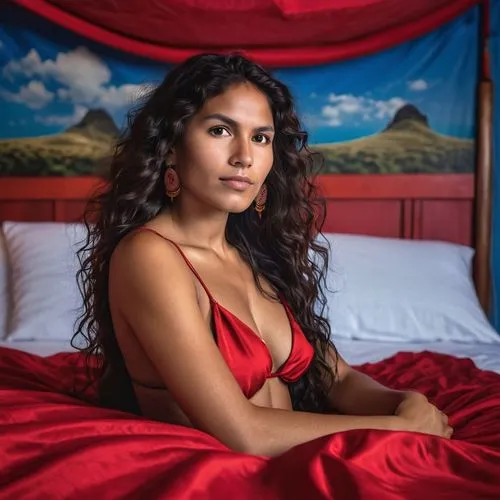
0,57,497,499
0,167,500,499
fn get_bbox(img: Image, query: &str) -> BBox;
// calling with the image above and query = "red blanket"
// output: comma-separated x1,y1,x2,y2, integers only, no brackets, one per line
1,347,500,499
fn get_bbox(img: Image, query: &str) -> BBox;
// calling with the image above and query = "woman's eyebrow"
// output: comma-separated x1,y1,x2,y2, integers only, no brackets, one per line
203,113,274,133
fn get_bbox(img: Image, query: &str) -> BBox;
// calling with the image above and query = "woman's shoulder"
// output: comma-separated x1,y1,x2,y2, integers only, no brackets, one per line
110,225,191,285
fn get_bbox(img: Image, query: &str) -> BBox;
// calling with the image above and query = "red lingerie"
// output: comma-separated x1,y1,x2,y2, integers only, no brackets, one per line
131,227,314,398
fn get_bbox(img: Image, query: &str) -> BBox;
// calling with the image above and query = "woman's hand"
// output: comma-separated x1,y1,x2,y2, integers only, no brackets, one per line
394,392,453,439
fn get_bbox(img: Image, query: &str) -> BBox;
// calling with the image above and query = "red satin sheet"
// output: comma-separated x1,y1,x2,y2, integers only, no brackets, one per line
1,347,500,499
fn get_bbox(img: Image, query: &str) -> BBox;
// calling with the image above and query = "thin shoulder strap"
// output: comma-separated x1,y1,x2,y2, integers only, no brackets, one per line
132,227,216,303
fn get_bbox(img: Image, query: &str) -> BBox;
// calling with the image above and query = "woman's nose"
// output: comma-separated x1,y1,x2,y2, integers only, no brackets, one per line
229,138,253,167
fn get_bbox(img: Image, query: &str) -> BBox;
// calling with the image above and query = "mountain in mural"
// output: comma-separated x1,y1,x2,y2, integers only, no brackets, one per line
66,109,120,138
0,103,474,176
0,108,119,176
313,104,474,173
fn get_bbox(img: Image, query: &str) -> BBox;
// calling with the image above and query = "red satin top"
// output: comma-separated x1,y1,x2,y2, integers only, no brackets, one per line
133,227,314,398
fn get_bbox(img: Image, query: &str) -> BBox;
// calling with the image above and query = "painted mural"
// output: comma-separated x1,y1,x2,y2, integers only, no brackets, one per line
0,5,479,176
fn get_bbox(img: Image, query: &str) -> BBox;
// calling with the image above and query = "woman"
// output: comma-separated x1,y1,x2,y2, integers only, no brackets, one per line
74,53,452,457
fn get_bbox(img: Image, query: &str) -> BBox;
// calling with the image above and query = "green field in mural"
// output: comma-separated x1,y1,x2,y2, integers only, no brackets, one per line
0,104,474,176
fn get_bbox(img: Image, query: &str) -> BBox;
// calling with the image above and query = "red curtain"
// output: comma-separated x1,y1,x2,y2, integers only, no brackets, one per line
13,0,480,66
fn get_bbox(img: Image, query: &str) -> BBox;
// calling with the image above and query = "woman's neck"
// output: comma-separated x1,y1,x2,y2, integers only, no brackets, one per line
160,204,231,255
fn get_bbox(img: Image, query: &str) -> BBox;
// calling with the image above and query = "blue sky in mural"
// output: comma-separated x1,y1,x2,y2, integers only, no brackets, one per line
0,4,479,144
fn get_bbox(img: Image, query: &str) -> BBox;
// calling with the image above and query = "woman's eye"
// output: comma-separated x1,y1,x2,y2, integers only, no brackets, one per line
253,134,270,144
209,127,230,137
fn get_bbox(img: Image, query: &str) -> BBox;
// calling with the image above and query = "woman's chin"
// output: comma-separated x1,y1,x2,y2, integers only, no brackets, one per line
212,195,252,212
225,202,254,215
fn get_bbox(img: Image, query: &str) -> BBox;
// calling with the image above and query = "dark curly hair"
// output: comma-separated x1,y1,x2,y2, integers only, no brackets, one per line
72,52,338,415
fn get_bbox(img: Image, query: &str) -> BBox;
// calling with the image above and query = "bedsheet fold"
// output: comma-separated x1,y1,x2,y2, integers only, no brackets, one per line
1,347,499,499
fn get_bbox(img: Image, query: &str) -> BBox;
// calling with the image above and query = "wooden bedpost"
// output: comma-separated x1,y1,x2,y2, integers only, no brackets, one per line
474,0,493,313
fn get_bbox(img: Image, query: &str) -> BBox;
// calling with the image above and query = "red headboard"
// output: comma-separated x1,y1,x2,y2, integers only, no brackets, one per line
0,173,474,246
320,174,474,246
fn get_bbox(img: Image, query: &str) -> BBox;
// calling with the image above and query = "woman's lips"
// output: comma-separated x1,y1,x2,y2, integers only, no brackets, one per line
220,176,253,191
220,179,253,191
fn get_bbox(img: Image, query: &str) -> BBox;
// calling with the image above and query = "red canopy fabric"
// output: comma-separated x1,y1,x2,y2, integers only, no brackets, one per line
13,0,480,66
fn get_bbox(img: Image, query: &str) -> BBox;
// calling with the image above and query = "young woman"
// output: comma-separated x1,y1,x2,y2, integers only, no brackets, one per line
74,53,452,457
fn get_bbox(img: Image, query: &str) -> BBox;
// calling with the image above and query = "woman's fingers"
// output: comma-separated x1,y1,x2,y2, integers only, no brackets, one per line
439,410,448,424
434,407,451,438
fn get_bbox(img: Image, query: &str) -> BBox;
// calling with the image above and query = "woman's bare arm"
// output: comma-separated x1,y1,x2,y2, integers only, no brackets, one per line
325,345,414,416
110,232,402,457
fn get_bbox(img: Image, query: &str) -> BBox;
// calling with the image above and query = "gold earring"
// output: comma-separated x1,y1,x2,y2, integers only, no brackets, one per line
165,164,181,202
254,183,267,219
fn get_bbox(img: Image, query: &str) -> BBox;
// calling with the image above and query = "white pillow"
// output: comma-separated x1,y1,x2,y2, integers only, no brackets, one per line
0,227,10,339
3,222,87,341
318,233,500,344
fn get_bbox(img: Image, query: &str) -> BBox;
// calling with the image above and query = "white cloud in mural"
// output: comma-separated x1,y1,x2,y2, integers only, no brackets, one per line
3,46,149,111
101,83,150,107
35,104,89,126
408,79,428,91
0,80,54,109
3,48,46,80
321,105,342,127
322,93,406,126
373,97,407,119
58,81,146,109
4,47,110,97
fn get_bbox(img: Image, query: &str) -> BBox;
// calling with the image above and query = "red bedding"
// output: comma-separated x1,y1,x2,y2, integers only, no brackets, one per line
1,347,499,499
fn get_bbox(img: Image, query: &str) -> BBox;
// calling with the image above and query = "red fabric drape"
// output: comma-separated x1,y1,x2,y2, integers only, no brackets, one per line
12,0,480,66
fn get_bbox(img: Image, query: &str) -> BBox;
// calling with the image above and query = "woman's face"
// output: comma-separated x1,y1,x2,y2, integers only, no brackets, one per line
170,82,275,214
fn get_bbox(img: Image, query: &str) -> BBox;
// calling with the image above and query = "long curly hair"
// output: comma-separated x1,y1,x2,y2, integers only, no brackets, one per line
73,52,338,415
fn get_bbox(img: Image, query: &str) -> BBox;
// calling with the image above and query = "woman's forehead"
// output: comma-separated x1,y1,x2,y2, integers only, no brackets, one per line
197,84,273,123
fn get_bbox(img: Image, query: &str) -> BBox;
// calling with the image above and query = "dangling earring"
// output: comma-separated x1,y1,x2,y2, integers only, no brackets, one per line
254,183,267,219
165,164,181,202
